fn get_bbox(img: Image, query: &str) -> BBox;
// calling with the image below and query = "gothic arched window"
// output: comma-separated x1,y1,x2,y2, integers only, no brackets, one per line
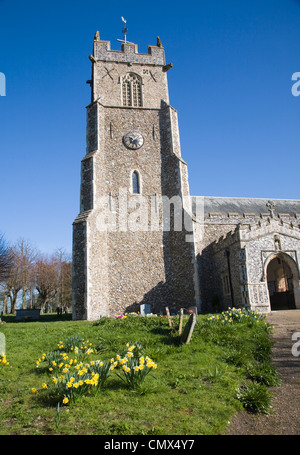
122,73,142,107
132,171,140,194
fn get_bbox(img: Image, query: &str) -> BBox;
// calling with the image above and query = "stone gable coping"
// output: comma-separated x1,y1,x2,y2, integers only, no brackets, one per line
73,210,92,225
204,212,299,222
212,217,300,252
238,218,300,242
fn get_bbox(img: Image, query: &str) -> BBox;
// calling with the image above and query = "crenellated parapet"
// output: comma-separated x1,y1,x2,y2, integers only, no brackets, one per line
212,217,300,252
91,32,166,66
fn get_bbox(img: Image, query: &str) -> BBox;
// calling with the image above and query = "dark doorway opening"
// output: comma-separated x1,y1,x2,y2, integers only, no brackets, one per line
267,257,296,310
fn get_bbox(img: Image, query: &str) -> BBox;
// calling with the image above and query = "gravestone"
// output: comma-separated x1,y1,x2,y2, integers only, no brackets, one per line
140,304,151,316
15,309,41,322
178,308,184,335
165,306,173,327
180,312,197,344
0,332,5,356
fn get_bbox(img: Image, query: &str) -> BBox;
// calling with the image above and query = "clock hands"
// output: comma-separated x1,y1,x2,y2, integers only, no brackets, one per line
129,134,139,145
123,132,144,150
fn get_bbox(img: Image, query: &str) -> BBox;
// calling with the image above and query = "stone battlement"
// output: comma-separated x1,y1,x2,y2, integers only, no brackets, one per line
212,217,300,250
92,32,166,66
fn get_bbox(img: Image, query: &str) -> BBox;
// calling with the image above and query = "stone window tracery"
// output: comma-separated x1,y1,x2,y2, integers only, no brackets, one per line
122,73,142,107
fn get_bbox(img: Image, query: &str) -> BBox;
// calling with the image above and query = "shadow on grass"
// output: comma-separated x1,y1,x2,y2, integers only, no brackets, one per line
150,326,182,347
2,313,73,324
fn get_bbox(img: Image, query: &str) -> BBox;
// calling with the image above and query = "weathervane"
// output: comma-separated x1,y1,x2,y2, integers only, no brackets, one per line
117,17,134,45
121,17,128,43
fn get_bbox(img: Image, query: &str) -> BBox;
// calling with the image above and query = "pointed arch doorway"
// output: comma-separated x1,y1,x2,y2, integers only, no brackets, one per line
266,255,296,310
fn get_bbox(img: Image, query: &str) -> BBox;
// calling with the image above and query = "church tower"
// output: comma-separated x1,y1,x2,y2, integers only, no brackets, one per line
72,30,200,320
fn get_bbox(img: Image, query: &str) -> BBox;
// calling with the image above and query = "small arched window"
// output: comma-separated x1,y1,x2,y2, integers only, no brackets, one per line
122,73,142,107
132,171,140,194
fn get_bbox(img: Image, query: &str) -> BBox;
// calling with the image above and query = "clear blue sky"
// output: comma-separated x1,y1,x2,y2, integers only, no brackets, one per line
0,0,299,255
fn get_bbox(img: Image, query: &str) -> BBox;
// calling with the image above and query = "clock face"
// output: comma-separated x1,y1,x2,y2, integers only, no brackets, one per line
123,132,144,150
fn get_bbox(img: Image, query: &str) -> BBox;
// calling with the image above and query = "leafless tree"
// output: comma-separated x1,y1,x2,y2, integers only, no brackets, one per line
2,238,36,313
1,236,72,315
5,247,23,313
35,255,59,312
15,238,37,309
0,233,12,283
54,248,72,311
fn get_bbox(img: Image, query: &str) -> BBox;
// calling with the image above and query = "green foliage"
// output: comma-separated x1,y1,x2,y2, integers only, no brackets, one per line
207,307,272,330
246,363,281,387
205,366,224,382
113,343,157,391
38,350,62,369
0,311,279,435
236,382,272,414
62,335,84,352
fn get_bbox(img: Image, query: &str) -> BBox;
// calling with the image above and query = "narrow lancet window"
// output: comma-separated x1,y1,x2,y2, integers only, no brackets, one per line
132,171,140,194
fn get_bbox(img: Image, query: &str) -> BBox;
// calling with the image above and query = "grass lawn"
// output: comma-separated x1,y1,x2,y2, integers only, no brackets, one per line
0,310,279,435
